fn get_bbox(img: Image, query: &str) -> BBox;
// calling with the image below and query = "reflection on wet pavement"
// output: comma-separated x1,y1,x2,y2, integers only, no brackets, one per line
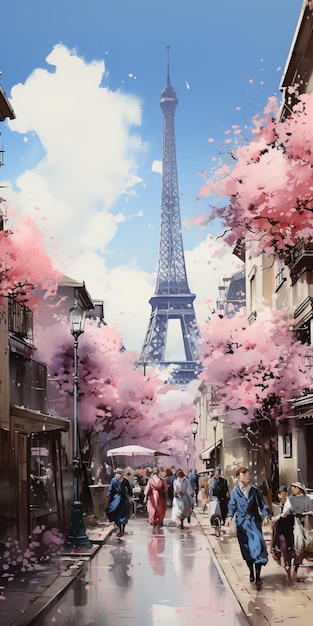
35,515,248,625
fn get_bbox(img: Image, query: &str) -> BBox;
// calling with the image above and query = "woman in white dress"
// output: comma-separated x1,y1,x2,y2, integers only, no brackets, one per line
172,468,194,529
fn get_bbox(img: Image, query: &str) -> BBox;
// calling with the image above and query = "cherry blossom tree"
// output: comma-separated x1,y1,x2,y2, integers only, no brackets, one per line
198,89,313,258
128,385,197,461
0,207,197,465
35,317,197,465
0,210,59,304
35,319,163,437
199,306,312,486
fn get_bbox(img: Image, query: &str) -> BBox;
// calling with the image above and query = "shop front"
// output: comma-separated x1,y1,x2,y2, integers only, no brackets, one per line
8,406,71,548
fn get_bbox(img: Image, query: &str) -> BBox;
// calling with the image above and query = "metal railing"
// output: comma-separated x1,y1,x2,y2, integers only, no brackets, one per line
8,296,34,344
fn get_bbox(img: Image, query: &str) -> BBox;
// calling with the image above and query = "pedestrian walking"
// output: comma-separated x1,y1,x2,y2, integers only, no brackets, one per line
172,468,194,529
272,481,313,582
209,466,229,522
165,467,175,506
225,466,271,590
199,471,212,513
199,480,208,513
270,485,294,580
188,468,199,505
144,467,168,530
131,475,145,515
106,468,133,537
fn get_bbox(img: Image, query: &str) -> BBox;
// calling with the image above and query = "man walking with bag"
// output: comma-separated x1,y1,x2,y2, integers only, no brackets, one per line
209,466,229,523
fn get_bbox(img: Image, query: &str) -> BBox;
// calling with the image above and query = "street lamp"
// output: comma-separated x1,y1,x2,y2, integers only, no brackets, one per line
185,453,190,474
211,415,218,468
191,418,198,471
65,301,92,549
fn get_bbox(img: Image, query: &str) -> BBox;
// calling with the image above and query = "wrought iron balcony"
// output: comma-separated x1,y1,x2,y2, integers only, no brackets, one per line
8,296,34,344
290,347,313,400
284,241,313,284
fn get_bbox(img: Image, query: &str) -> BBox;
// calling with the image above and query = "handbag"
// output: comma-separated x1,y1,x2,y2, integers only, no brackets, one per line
229,512,237,537
207,498,222,520
293,517,312,555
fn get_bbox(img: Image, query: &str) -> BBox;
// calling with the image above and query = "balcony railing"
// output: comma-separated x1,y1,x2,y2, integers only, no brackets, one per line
285,241,313,284
291,347,313,400
8,296,34,344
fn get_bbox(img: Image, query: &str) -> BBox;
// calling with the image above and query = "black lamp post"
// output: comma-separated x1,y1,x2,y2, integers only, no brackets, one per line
65,301,92,549
191,418,198,471
211,416,218,468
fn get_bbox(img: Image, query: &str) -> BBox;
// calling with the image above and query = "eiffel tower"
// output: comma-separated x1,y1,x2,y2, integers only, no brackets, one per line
140,49,199,386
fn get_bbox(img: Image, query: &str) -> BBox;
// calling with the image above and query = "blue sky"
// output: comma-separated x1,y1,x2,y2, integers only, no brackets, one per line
0,0,304,353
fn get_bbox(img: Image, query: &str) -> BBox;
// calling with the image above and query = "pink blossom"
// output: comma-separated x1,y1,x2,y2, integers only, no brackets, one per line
199,89,313,256
199,307,311,428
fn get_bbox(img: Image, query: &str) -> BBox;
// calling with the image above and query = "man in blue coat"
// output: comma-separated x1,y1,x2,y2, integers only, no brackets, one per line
226,466,271,590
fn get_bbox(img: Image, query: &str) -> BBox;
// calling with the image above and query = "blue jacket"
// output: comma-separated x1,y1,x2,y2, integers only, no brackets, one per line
188,472,199,489
227,484,270,564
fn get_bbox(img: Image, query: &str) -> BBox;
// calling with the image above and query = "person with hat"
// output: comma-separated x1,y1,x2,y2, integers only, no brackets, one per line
208,466,229,523
106,468,133,537
144,467,168,530
270,485,294,580
272,480,313,581
275,482,310,518
225,467,272,590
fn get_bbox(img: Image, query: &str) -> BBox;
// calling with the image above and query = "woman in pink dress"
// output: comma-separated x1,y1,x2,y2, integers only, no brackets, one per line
144,467,168,530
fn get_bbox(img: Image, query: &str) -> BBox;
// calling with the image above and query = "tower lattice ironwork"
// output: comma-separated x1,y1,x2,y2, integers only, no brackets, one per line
140,50,199,386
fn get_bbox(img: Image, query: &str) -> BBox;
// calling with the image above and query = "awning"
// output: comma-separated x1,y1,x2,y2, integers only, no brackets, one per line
200,439,222,461
11,405,70,434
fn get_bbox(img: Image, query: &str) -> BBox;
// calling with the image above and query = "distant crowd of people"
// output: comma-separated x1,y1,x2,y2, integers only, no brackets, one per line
104,464,232,533
103,462,313,588
105,465,197,534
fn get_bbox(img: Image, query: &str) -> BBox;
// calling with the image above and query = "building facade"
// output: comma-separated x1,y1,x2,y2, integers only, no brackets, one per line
242,0,313,491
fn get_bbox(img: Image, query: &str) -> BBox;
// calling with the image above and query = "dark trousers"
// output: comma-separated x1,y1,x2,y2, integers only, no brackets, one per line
219,498,228,522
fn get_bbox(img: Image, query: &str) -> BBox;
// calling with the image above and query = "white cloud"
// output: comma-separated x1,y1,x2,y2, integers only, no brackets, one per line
4,44,244,359
151,160,162,174
8,44,145,259
185,234,243,324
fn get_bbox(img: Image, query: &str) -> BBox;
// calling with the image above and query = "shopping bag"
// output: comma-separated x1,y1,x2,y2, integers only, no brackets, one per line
293,517,312,555
229,513,237,537
207,498,222,522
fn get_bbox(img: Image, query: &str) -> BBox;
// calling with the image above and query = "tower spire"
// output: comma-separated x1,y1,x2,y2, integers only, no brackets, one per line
140,53,199,387
166,45,171,86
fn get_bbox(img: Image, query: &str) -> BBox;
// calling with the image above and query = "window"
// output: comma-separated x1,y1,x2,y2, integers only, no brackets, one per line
30,439,53,509
283,433,292,458
275,259,286,291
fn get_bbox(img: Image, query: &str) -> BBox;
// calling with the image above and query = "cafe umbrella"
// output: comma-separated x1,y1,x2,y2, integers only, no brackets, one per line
106,444,170,469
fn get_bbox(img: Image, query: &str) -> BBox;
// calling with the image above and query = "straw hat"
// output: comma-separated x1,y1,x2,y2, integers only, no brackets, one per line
291,481,306,493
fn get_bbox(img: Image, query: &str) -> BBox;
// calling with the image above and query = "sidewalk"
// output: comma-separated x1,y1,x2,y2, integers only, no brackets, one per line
194,507,313,626
1,519,115,626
